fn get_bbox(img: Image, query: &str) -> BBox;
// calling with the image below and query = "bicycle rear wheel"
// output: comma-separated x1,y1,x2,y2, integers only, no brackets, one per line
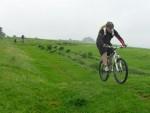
99,61,109,81
113,58,128,84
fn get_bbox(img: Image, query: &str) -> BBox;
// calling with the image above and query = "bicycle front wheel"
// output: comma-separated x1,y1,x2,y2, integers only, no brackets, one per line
113,58,128,84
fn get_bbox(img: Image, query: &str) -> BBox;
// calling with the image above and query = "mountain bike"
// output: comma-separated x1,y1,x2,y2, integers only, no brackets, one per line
99,45,128,84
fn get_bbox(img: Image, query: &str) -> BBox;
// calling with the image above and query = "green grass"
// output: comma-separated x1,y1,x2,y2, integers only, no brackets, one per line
0,38,149,113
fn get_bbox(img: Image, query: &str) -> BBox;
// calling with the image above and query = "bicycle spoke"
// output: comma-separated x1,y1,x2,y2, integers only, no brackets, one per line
113,58,128,84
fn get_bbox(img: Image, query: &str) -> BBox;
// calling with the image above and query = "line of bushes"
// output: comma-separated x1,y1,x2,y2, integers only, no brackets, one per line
38,44,71,54
38,43,99,71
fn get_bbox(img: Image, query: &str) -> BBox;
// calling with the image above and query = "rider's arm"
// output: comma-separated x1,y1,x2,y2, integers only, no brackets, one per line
114,29,126,46
97,29,105,46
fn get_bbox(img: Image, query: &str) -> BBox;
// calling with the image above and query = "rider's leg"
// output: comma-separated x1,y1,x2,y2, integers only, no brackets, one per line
101,52,108,65
101,52,109,71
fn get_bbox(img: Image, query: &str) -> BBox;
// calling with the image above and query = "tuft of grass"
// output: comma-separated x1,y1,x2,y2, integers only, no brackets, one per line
38,44,45,50
58,46,64,51
69,98,88,107
76,59,85,65
53,45,58,49
87,52,93,58
47,44,52,51
66,49,71,53
81,53,87,58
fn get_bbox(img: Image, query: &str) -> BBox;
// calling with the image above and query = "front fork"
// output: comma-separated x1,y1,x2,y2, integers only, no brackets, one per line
114,58,119,71
113,54,122,72
115,58,123,72
108,53,123,72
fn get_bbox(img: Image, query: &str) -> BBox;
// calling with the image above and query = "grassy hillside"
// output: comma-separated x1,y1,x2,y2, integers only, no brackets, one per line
0,38,149,113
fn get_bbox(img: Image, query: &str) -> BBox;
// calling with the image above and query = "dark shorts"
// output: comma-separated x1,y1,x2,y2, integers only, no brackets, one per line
96,43,114,56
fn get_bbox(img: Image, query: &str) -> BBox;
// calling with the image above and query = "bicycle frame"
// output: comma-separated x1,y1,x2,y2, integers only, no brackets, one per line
107,47,122,72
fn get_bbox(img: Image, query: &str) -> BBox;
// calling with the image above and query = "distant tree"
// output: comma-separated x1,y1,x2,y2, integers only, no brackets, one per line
6,36,11,38
14,39,17,43
0,27,6,38
21,35,25,43
13,35,17,38
68,38,72,41
13,35,16,37
82,37,95,43
13,35,17,43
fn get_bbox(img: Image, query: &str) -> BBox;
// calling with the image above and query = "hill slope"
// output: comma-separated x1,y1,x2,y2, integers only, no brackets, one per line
0,38,149,113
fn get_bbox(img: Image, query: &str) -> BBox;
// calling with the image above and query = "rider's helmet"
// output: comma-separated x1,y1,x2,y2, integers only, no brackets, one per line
106,21,114,29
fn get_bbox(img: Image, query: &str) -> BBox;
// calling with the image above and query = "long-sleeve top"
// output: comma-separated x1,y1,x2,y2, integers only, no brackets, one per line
96,28,125,47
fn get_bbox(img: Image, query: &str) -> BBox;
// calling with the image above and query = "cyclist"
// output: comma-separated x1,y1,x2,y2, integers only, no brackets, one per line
96,21,126,71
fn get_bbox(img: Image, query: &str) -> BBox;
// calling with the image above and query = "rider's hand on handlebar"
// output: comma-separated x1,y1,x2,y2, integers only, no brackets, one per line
121,44,127,48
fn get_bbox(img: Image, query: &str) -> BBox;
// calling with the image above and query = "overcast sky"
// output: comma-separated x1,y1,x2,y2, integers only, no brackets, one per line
0,0,150,48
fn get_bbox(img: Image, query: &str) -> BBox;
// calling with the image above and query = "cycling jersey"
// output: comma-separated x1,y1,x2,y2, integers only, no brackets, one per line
96,28,125,47
96,28,125,55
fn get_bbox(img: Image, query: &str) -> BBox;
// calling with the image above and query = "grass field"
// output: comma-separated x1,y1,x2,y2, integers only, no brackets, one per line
0,38,149,113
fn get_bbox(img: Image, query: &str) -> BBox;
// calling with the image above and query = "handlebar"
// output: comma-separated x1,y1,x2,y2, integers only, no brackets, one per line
103,45,126,49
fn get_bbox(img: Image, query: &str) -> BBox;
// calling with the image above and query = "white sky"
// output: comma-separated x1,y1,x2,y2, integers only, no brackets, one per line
0,0,150,48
